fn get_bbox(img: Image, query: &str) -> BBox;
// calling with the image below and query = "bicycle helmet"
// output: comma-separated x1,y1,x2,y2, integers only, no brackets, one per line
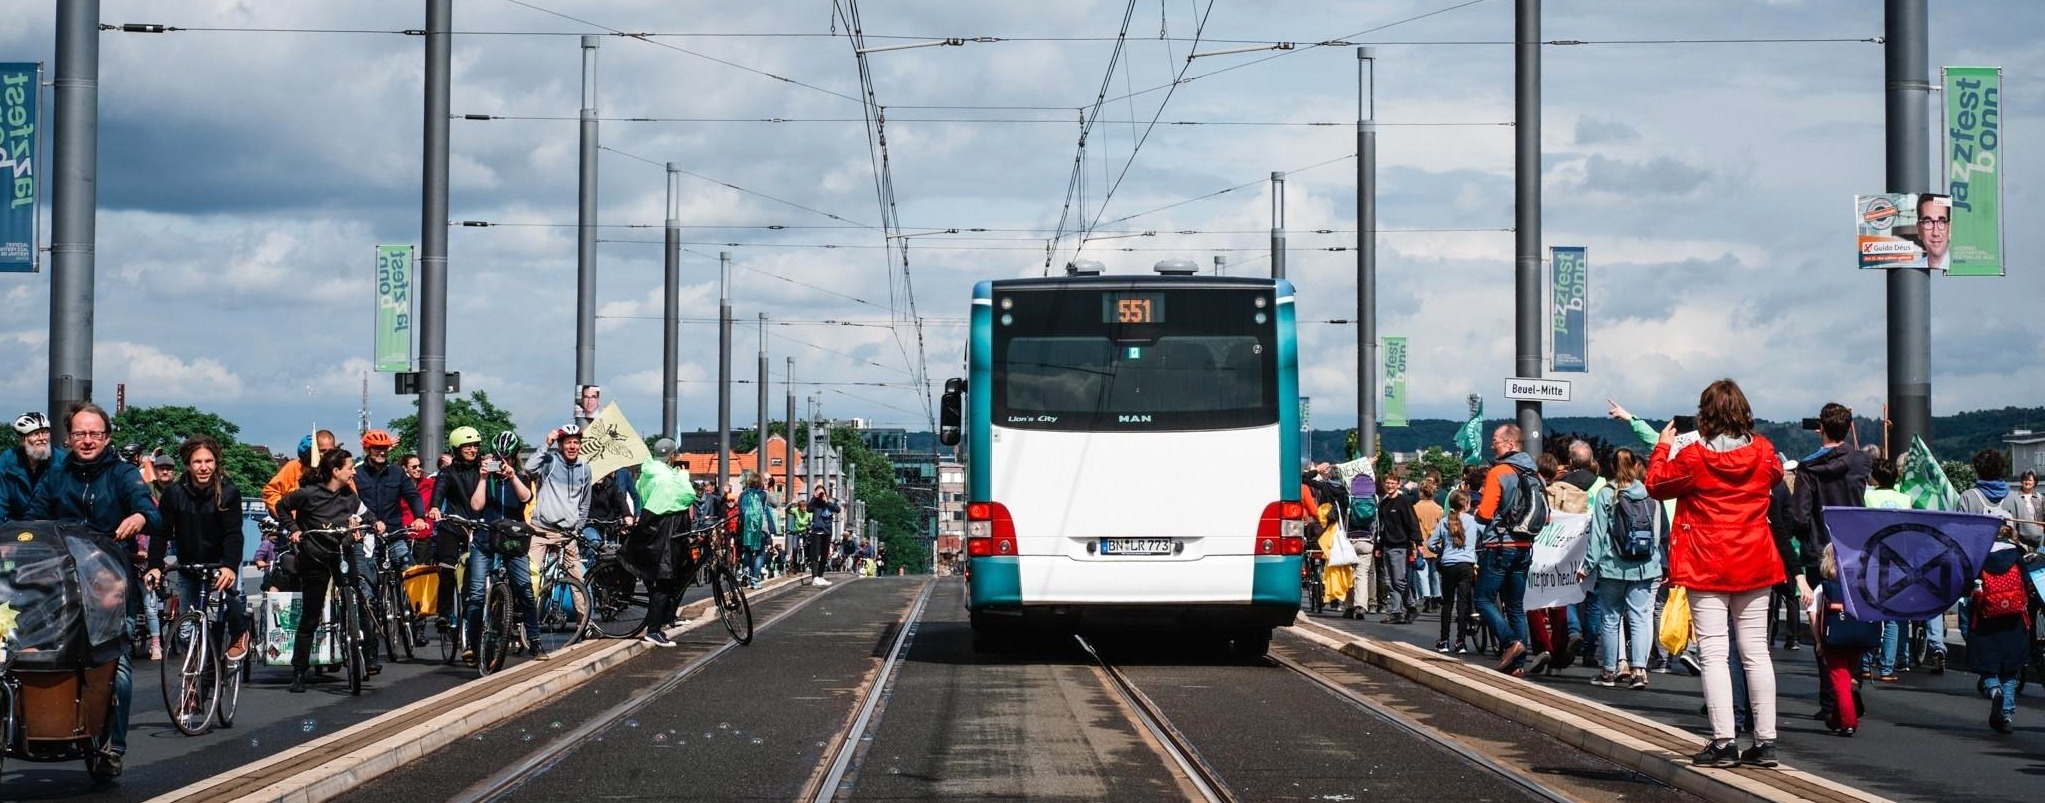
557,424,581,439
361,429,397,449
448,426,483,449
493,430,521,456
298,434,316,458
12,411,50,434
118,442,145,462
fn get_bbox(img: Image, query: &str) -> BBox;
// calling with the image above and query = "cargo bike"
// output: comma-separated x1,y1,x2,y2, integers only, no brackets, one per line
0,521,133,783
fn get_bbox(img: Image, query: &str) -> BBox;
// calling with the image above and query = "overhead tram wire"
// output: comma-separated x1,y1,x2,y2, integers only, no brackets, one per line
1071,0,1219,265
460,113,1506,127
1046,0,1143,276
494,0,864,104
599,145,880,231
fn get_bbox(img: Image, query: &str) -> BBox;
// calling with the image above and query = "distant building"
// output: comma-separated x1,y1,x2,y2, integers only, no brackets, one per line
2007,430,2045,475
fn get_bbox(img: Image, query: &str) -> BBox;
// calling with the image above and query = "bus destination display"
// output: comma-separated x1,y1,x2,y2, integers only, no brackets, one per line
1103,292,1165,324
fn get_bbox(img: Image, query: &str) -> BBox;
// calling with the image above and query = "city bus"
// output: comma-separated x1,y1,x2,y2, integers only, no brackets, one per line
938,268,1307,658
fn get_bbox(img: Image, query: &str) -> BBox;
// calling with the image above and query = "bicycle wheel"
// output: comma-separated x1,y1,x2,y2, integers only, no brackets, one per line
709,564,754,646
162,611,216,735
537,576,592,652
382,579,416,662
339,586,365,696
587,561,650,639
217,620,245,728
478,580,514,677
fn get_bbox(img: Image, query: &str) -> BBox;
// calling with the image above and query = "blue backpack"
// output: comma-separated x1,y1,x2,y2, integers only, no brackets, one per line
1610,490,1657,560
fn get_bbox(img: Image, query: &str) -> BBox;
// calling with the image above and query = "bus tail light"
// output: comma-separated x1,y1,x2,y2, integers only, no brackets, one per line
966,501,1017,557
1256,500,1308,556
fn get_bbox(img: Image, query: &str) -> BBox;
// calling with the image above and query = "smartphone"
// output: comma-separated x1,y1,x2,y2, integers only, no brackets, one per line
482,456,502,474
1801,417,1823,431
1672,415,1698,434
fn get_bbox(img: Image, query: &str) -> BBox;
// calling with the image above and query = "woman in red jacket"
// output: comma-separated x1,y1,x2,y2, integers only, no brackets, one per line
1645,379,1785,769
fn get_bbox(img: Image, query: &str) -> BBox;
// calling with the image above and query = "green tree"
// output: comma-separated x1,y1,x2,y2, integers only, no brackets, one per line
386,391,521,458
1942,460,1978,489
826,427,930,574
1415,446,1465,487
107,405,278,496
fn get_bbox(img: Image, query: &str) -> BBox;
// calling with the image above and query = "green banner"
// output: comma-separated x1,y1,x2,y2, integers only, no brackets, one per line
1,63,37,272
374,245,413,372
1382,336,1407,428
1943,66,2003,276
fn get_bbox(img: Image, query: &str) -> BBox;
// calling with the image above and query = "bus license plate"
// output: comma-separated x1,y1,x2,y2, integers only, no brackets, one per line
1101,538,1175,556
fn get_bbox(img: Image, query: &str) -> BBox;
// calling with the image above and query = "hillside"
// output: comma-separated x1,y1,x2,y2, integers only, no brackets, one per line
1306,407,2045,464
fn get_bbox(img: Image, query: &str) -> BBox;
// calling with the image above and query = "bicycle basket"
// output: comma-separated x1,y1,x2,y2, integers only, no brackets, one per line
489,520,535,558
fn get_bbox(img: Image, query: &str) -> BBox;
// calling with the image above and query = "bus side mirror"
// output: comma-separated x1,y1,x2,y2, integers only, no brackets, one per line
938,377,965,446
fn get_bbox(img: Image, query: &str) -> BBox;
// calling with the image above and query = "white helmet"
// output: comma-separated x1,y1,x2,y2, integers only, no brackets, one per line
13,411,50,435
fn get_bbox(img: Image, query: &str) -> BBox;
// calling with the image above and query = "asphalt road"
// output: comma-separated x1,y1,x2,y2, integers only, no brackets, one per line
1311,603,2044,803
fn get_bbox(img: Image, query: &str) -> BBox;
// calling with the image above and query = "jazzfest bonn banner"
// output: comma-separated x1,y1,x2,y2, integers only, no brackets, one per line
1382,337,1407,428
1550,246,1587,372
374,245,413,372
1,63,37,272
1944,66,2004,277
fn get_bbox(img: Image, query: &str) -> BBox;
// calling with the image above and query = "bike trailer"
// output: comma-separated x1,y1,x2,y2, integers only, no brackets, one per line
254,591,340,667
403,564,442,616
0,521,129,766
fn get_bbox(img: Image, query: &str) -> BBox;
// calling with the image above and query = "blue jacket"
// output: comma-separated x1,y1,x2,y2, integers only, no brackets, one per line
25,448,162,550
355,459,427,532
1426,513,1480,566
0,444,68,521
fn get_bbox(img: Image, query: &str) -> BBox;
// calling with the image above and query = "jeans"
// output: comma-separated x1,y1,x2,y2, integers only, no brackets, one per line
111,653,131,755
1596,578,1654,673
171,571,249,649
1475,547,1531,665
1926,604,1949,655
742,545,766,582
1438,562,1477,644
1382,546,1415,615
465,536,539,650
1412,557,1438,601
1987,674,2021,719
1691,588,1777,741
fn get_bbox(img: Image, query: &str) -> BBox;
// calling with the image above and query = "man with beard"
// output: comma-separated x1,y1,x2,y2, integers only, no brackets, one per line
1,411,66,520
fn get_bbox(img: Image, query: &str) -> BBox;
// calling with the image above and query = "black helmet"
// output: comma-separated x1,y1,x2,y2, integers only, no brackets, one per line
118,442,145,462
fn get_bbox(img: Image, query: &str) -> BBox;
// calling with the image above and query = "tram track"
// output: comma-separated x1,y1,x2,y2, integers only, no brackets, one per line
1074,634,1239,803
799,578,936,803
451,577,858,802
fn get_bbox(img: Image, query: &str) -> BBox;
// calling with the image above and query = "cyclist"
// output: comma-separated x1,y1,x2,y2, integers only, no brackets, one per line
23,402,159,779
627,439,697,647
525,425,593,582
144,436,252,663
428,427,486,628
458,431,542,662
0,411,66,520
276,447,374,692
355,430,429,570
264,429,341,517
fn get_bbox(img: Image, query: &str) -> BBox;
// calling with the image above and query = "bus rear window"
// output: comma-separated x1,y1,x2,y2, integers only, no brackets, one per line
993,288,1276,432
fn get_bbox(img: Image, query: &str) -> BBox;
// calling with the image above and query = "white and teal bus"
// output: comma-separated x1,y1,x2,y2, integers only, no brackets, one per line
938,270,1307,658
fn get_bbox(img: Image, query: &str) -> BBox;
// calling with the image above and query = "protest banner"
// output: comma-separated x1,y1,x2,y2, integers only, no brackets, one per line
1524,511,1593,609
580,402,650,482
1823,506,2002,622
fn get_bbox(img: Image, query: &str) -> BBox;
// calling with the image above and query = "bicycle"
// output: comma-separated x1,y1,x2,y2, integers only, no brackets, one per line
531,527,593,651
1301,549,1327,615
437,515,542,677
292,525,375,695
364,537,425,663
585,519,752,645
154,563,247,735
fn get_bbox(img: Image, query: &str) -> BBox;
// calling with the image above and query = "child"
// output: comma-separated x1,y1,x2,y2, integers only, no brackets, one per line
1814,544,1879,736
1967,523,2032,734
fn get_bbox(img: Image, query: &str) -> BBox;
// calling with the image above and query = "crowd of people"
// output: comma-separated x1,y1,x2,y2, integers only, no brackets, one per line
0,405,875,778
1303,379,2041,768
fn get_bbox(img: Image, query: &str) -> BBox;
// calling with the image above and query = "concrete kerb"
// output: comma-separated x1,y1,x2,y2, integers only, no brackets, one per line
1286,620,1894,803
147,574,812,803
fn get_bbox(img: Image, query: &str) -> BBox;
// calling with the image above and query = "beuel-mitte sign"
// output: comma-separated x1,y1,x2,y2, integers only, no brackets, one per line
1503,377,1572,403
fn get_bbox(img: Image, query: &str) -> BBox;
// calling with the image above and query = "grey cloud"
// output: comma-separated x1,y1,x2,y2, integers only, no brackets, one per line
1574,117,1640,145
1578,154,1712,196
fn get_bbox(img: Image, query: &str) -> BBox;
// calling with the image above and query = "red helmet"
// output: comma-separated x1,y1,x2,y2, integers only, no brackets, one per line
361,429,398,449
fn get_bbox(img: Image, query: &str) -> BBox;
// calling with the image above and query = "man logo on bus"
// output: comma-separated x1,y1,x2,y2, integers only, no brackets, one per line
1119,414,1152,423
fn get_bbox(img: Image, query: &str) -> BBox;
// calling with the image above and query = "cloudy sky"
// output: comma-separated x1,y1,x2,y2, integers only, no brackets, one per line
4,1,2041,452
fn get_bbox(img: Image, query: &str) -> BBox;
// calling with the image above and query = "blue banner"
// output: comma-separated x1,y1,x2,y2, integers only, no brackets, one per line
1550,247,1587,372
1823,507,2003,622
1,63,37,272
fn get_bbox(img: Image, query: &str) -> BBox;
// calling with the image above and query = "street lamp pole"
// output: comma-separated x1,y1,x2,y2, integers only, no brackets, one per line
1357,47,1379,464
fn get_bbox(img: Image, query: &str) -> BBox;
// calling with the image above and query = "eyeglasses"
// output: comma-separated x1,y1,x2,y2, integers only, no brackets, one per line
70,430,109,442
1920,216,1950,228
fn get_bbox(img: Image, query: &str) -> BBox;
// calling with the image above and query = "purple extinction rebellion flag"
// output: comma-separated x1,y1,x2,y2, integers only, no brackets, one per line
1822,506,2002,623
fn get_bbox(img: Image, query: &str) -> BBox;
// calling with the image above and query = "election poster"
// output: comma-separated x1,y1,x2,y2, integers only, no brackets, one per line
1856,194,1938,269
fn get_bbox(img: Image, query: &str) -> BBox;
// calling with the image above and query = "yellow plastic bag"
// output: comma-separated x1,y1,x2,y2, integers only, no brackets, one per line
1658,585,1691,656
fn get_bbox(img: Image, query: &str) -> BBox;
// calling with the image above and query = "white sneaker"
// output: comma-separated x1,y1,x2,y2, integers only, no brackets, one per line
812,577,833,587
